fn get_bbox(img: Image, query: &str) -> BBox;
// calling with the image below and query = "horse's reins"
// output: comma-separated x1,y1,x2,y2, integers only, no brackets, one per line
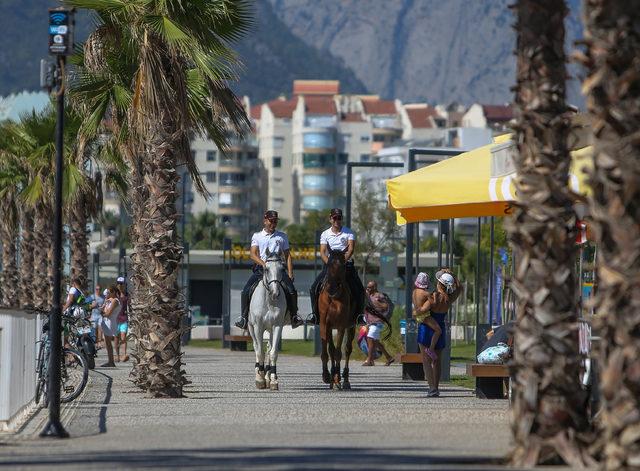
262,258,284,297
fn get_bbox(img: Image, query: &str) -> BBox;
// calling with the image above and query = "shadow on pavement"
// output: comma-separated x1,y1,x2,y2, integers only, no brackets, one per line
0,446,506,469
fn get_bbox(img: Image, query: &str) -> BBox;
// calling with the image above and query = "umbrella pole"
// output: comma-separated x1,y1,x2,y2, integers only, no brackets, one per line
489,216,495,327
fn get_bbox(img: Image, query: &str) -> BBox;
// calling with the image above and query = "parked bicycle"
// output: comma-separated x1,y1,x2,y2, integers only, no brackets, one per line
35,315,89,407
64,306,97,370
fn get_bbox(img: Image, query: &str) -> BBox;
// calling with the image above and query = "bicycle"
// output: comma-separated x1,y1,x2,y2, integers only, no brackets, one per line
35,315,89,407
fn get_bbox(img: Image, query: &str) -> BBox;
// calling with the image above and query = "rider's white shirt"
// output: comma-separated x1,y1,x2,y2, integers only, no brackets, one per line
251,229,290,261
320,226,355,251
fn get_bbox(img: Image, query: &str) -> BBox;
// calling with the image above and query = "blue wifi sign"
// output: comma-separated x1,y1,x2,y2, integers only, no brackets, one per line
48,8,75,56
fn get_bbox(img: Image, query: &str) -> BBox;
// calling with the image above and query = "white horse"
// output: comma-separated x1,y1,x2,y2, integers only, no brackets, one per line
247,249,287,391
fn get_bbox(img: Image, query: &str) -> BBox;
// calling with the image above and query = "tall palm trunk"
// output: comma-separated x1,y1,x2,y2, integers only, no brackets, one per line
507,0,593,467
70,192,89,292
19,208,35,309
580,1,640,468
33,204,52,310
131,125,186,397
0,199,18,308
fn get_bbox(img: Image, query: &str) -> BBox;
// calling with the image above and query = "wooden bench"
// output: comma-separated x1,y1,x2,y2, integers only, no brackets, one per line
466,363,509,399
224,335,252,352
400,353,425,380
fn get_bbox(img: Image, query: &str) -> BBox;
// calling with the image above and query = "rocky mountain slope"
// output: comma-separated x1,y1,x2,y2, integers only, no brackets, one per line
268,0,584,105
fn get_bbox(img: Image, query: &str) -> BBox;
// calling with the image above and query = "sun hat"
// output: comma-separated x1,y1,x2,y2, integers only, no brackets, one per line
414,272,430,290
436,271,455,293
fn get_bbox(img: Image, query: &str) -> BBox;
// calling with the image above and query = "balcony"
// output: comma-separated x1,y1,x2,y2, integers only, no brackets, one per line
303,131,335,150
371,116,401,130
304,116,336,128
301,195,333,211
302,153,336,169
302,174,334,192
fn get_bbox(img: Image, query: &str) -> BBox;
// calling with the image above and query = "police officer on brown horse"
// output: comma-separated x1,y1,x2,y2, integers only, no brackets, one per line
307,208,365,324
235,210,304,330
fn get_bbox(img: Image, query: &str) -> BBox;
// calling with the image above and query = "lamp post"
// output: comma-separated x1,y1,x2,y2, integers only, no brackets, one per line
41,6,75,438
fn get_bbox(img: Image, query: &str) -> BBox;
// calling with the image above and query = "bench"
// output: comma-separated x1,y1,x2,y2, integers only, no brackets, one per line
400,353,425,380
466,363,509,399
224,335,252,351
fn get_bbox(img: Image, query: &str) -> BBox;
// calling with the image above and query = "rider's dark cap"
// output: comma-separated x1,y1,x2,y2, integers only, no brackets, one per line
329,208,343,217
264,210,278,219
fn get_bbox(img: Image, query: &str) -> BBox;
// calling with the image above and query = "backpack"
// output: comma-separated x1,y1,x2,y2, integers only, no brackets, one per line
380,293,394,320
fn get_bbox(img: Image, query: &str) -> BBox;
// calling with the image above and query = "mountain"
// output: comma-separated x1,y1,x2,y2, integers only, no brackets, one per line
1,0,586,106
268,0,585,105
0,0,367,102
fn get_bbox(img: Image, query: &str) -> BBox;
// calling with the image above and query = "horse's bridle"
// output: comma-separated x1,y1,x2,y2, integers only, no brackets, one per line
262,257,284,296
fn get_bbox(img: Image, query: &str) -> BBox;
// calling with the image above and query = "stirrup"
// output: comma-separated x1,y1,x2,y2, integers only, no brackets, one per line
291,315,303,329
305,313,318,325
234,317,248,329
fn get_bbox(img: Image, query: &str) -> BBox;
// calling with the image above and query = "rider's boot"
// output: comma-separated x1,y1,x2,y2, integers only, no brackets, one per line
306,290,319,325
234,290,250,329
289,291,304,329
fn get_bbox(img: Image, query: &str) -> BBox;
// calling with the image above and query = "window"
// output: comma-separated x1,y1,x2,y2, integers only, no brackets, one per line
360,135,370,143
205,172,216,183
273,156,282,168
302,153,335,169
273,137,285,149
303,174,334,191
373,134,385,142
341,134,351,144
206,150,217,161
302,195,333,210
360,154,370,163
273,177,282,183
219,192,246,207
191,150,197,161
305,115,336,128
219,172,246,186
303,132,335,149
338,153,349,165
247,152,258,160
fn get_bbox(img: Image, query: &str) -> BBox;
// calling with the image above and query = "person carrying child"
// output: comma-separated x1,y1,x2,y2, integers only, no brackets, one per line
412,269,461,397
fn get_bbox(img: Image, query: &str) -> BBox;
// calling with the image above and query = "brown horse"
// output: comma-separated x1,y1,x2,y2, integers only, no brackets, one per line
318,249,358,389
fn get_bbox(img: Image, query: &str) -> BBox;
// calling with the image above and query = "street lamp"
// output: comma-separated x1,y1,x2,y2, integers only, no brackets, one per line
40,6,75,439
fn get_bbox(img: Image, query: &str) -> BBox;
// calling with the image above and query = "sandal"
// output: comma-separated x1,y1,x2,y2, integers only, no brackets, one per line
385,358,395,366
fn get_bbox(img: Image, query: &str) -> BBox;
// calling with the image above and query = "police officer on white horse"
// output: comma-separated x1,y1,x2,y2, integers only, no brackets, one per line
235,210,304,330
307,208,365,324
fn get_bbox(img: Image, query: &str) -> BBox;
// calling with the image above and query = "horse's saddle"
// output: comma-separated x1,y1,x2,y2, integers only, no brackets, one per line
249,278,293,315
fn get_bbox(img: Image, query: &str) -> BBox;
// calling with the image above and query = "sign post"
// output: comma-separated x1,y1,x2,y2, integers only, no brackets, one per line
40,7,74,439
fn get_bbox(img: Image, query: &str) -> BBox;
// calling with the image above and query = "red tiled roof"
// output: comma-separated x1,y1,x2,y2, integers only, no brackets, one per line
341,112,365,122
293,80,340,96
304,96,337,115
482,104,513,122
405,106,440,129
250,105,262,120
362,99,397,115
266,98,298,118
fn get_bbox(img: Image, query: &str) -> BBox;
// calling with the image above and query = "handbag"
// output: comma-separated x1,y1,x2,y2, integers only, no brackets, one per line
477,342,511,364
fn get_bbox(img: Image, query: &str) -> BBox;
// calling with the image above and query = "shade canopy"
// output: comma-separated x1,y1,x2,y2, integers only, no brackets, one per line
386,136,592,224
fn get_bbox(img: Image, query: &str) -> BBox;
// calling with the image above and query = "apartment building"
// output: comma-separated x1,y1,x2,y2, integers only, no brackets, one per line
462,103,514,132
189,130,264,240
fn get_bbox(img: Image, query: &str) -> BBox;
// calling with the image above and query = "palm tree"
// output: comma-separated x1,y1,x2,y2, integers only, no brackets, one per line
506,0,593,467
0,122,20,308
578,1,640,467
66,0,252,397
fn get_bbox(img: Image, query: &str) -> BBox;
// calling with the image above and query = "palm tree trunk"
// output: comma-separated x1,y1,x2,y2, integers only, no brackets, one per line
507,0,593,467
70,192,89,292
580,1,640,467
19,208,35,309
33,204,52,311
0,201,18,308
131,126,186,397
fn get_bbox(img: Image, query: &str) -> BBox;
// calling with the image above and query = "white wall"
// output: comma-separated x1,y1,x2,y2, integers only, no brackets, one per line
0,309,41,431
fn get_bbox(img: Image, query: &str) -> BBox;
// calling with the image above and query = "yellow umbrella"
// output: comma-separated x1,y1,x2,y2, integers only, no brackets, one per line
386,136,592,224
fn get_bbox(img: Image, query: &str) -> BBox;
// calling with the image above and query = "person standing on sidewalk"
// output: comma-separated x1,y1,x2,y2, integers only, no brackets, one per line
86,284,105,349
361,281,395,367
115,276,129,362
100,285,121,368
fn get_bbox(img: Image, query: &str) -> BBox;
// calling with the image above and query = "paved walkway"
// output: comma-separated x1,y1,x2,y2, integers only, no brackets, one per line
0,346,512,470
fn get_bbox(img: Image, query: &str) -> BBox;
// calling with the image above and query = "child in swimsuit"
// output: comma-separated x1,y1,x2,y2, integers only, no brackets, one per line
412,272,443,364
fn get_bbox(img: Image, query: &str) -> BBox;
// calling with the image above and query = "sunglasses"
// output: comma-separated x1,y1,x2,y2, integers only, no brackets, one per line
332,215,342,220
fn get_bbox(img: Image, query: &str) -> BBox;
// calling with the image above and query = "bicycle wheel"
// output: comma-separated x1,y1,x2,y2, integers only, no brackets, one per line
34,342,47,406
60,348,89,403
